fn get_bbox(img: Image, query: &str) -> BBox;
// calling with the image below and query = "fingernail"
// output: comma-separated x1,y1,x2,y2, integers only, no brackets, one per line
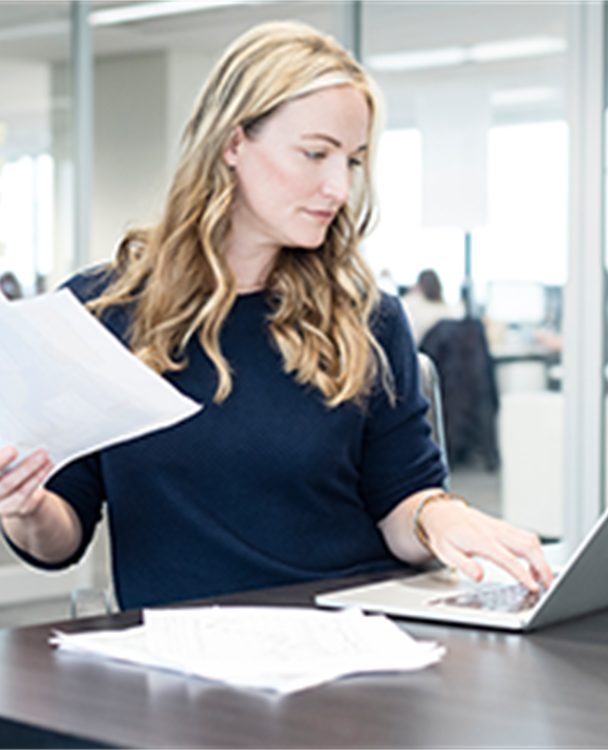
0,447,15,462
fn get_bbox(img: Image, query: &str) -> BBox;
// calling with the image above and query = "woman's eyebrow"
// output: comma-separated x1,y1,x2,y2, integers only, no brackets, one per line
301,133,368,152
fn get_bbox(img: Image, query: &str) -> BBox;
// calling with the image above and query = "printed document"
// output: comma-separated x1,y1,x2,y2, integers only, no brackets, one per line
51,606,445,694
0,288,201,472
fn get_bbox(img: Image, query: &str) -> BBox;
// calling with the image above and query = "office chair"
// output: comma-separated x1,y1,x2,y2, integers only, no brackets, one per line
420,319,500,471
417,351,450,487
70,587,113,619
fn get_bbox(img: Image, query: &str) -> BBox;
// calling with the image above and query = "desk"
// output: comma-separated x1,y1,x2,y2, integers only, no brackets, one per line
1,573,608,748
491,344,556,394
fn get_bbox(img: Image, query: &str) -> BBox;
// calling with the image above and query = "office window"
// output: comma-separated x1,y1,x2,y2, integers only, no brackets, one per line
0,2,73,296
0,154,54,294
366,121,568,305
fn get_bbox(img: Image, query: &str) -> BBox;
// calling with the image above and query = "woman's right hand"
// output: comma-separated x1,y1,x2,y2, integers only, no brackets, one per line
0,446,54,518
0,446,82,563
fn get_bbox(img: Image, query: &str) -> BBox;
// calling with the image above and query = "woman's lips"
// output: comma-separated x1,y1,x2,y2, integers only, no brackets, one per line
303,208,335,224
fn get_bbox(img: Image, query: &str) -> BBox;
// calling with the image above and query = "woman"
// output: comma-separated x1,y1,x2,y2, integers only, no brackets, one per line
0,21,552,610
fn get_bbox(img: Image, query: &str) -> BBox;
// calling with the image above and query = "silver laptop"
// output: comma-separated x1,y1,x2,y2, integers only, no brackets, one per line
316,507,608,631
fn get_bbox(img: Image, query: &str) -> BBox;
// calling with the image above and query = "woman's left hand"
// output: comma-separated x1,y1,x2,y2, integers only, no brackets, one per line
378,492,554,592
420,499,554,591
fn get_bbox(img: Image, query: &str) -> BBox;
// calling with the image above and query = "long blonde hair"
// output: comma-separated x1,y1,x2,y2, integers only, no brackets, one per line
89,20,392,406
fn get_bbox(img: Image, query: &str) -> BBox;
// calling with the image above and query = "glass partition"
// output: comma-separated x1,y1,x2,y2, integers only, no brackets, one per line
362,1,572,538
0,1,74,297
0,1,94,604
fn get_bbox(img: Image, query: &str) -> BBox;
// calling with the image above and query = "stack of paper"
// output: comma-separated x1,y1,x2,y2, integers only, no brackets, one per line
0,288,201,472
51,606,445,694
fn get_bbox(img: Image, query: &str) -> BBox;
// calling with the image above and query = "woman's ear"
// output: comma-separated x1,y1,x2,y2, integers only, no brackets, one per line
223,125,245,168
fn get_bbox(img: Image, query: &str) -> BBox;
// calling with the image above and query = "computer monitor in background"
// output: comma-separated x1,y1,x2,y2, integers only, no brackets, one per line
484,281,547,326
544,285,563,330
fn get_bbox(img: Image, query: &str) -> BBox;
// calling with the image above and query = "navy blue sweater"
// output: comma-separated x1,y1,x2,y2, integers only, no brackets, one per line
28,271,447,609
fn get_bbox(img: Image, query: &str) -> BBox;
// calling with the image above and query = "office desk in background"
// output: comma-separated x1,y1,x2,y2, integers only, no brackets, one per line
0,573,607,749
491,342,557,394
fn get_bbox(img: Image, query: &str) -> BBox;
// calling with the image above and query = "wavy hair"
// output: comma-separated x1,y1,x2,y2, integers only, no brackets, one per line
88,20,392,406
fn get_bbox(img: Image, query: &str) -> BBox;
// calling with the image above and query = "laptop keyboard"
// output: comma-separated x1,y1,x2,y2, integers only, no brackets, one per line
430,582,545,613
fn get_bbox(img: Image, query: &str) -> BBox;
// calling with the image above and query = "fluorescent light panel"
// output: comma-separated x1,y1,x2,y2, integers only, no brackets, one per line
367,36,567,72
89,0,259,27
491,87,559,107
474,37,567,62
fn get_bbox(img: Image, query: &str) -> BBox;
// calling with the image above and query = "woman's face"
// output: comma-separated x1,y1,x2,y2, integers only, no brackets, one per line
223,85,369,253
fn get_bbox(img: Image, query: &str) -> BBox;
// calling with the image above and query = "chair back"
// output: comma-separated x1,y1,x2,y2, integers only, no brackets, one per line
417,351,449,482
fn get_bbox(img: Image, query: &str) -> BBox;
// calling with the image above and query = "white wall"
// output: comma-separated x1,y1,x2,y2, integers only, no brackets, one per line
90,50,218,269
91,52,168,266
166,50,216,175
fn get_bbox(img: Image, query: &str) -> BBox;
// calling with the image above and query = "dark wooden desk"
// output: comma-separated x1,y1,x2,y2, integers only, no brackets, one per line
1,574,608,749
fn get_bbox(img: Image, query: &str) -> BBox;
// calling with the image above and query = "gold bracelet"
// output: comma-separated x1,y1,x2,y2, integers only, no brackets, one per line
413,491,468,554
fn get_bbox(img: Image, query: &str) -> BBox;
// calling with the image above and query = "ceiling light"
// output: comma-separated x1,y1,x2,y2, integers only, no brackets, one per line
368,47,467,72
89,0,260,27
472,37,567,63
367,36,567,73
491,87,559,107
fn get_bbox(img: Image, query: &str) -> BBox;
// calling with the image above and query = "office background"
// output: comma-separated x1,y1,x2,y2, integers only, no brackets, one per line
0,1,605,621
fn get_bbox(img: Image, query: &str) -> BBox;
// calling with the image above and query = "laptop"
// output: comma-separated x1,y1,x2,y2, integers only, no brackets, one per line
316,507,608,631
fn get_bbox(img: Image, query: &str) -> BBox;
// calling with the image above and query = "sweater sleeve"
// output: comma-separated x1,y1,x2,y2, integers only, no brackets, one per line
358,294,448,522
7,452,106,571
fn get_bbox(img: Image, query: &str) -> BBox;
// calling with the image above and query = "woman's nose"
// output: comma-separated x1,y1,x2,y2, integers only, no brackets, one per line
320,160,351,205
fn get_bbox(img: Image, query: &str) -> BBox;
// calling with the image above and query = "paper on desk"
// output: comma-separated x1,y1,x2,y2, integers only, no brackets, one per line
0,288,201,473
50,606,445,694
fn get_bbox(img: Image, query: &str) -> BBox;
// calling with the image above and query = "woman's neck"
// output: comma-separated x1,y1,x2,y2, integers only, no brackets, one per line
235,281,265,294
225,237,279,295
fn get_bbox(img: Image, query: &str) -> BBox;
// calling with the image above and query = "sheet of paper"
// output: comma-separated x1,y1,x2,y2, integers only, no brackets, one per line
0,288,201,473
51,606,445,694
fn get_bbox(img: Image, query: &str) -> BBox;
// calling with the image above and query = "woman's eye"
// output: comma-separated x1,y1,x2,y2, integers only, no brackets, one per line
304,150,326,161
348,157,363,169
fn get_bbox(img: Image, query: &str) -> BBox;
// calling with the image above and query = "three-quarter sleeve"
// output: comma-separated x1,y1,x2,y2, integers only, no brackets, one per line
44,452,106,566
4,452,105,571
359,295,448,522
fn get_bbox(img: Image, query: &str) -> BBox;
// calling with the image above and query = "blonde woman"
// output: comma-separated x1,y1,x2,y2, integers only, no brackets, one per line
0,22,552,610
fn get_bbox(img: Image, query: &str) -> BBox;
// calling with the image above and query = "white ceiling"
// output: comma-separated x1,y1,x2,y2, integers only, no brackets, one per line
0,1,337,61
0,1,568,63
0,1,571,154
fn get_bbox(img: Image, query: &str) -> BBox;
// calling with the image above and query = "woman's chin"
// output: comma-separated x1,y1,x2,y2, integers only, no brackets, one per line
284,232,329,251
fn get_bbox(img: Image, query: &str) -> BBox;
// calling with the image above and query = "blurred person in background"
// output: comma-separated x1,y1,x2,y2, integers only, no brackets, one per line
0,271,23,300
402,268,462,345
